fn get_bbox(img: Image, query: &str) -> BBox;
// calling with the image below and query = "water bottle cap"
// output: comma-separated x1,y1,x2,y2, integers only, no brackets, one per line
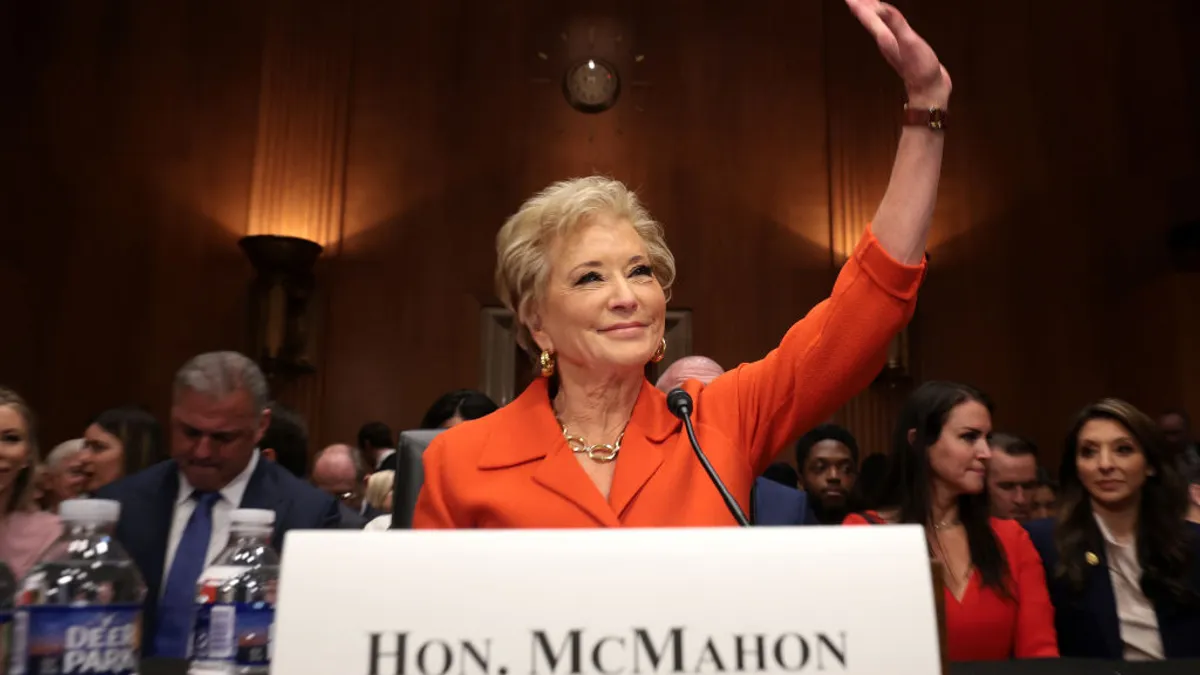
231,508,275,526
59,498,121,523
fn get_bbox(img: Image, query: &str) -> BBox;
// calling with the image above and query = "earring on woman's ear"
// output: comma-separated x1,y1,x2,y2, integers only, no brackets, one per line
651,337,667,363
539,349,556,377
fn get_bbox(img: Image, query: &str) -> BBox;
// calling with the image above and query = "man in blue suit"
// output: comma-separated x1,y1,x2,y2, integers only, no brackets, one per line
97,351,340,657
655,356,819,526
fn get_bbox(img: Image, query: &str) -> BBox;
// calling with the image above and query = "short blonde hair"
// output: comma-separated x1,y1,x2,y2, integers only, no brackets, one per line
0,387,42,513
495,176,676,356
365,470,395,511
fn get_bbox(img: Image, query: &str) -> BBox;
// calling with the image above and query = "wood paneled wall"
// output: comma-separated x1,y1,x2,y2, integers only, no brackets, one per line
3,0,1197,472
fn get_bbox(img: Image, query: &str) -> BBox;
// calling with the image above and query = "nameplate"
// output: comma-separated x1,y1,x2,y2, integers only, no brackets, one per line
273,527,939,674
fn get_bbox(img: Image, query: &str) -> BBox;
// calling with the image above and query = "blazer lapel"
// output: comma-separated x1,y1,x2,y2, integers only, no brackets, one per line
608,382,675,518
532,447,620,527
141,465,180,597
480,378,620,527
1085,547,1123,658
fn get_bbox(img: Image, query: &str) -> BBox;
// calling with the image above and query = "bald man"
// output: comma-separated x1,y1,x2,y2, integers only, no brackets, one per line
311,444,382,528
656,355,726,391
655,357,819,526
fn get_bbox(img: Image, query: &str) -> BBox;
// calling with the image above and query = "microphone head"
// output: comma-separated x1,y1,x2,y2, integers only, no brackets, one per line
666,388,694,419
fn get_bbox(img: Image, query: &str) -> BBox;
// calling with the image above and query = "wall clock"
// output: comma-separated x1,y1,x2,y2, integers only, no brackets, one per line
562,58,621,113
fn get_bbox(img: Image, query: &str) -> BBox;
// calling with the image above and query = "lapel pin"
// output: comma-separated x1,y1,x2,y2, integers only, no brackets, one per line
1085,551,1100,566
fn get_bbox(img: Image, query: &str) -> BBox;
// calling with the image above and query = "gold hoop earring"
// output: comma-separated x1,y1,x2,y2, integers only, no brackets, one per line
539,349,556,377
651,337,667,363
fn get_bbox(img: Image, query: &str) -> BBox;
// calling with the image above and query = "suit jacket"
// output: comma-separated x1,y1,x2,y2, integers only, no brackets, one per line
1024,518,1200,659
751,478,819,526
414,228,924,528
96,458,340,654
337,503,367,529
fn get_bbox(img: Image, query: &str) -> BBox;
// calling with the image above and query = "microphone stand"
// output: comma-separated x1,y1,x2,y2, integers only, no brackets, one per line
669,389,751,527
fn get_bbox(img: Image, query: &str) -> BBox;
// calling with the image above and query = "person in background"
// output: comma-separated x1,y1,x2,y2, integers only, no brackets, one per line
420,390,500,429
855,453,888,510
259,403,309,478
96,351,340,657
1185,459,1200,526
311,444,381,526
363,470,396,532
655,356,817,525
41,438,89,511
1029,467,1058,521
358,421,396,471
81,405,163,492
986,433,1040,521
795,424,860,524
761,462,799,489
1159,409,1198,466
1026,399,1200,659
653,355,724,392
0,387,62,577
845,381,1058,661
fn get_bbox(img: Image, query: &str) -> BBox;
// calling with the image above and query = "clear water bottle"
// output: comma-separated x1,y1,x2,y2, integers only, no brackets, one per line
11,498,146,675
189,509,278,675
0,560,17,673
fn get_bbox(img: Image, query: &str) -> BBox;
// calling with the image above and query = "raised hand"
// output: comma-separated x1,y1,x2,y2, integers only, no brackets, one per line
845,0,951,107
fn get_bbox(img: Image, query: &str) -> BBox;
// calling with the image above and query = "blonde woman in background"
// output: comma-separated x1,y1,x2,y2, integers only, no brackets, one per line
41,438,88,511
0,387,62,576
363,470,395,531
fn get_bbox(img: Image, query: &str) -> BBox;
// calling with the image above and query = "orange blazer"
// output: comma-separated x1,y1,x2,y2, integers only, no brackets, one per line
414,228,925,529
845,513,1059,661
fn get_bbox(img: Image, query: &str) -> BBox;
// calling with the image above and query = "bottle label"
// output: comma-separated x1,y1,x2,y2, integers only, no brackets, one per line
11,604,141,675
192,603,273,667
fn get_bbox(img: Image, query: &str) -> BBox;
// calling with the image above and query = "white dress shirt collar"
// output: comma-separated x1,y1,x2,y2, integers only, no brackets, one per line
175,449,261,508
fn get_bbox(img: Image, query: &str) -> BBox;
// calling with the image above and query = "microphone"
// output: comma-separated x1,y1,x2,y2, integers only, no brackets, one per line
666,389,751,527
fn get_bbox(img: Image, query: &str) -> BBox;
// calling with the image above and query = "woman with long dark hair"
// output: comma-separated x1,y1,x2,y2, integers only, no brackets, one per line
1025,399,1200,659
844,381,1057,661
81,405,163,492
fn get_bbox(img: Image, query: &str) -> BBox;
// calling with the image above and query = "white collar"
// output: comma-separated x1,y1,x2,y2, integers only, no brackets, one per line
176,450,261,507
374,448,396,469
1093,510,1136,549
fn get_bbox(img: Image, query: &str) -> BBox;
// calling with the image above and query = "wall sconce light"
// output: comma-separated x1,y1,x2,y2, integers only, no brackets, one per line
239,234,323,376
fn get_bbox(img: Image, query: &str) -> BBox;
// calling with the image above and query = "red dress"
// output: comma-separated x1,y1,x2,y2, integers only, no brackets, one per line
844,512,1059,661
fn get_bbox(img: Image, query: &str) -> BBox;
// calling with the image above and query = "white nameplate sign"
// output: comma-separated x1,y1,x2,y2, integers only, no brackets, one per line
273,526,939,675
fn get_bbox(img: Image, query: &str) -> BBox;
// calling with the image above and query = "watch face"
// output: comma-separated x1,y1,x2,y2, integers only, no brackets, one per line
562,58,620,113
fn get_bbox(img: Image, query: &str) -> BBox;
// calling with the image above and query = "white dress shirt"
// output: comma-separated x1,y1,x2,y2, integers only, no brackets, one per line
375,448,395,469
161,450,261,595
1094,513,1165,661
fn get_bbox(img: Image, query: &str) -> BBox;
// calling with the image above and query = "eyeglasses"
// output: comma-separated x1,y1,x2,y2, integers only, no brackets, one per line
334,491,357,503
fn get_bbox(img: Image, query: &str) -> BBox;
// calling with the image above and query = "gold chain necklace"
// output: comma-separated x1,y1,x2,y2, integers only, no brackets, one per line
559,423,623,462
932,518,961,531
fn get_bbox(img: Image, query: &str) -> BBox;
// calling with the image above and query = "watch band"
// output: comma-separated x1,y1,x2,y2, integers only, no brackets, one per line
902,104,948,131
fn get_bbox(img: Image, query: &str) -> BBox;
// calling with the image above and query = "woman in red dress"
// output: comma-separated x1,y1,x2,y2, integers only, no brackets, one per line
844,381,1058,661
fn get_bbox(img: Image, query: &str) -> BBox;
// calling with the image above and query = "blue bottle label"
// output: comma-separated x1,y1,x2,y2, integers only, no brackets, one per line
11,604,141,675
191,602,272,667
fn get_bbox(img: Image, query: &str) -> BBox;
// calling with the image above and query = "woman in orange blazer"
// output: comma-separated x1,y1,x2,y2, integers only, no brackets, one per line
843,381,1058,661
415,0,950,529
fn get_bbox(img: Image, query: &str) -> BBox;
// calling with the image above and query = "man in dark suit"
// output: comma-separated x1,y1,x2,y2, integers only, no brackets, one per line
96,351,339,658
359,422,397,472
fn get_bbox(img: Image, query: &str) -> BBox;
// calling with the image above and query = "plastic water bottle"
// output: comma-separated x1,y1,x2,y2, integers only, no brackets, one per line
0,560,17,672
189,509,278,675
11,498,146,675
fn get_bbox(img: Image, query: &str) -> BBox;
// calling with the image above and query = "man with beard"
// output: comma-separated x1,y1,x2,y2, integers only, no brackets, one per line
794,425,860,524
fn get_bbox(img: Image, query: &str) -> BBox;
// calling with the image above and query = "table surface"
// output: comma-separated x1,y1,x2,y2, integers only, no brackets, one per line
142,657,1200,675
